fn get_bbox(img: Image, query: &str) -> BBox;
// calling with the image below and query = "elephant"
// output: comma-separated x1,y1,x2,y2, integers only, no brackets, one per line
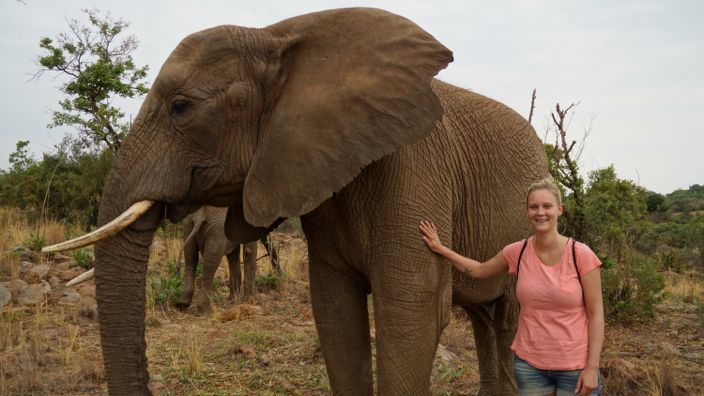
173,205,277,314
44,7,547,395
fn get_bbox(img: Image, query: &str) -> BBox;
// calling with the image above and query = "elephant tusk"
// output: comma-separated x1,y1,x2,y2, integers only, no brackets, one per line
42,200,155,253
66,268,95,287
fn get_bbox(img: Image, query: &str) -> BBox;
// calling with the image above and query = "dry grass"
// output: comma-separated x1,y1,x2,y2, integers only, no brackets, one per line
665,270,704,303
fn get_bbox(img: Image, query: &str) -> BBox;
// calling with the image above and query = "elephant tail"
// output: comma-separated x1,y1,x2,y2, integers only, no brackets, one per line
177,218,206,269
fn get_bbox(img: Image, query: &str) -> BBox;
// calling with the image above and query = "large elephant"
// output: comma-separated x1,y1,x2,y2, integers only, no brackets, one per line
45,7,547,395
173,205,263,314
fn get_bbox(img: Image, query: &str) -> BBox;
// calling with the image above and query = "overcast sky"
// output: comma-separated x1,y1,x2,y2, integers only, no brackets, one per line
1,0,702,194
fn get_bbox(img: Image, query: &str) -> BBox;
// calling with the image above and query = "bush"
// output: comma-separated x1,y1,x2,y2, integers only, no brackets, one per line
255,272,279,290
602,253,665,325
149,259,183,306
25,232,45,252
72,248,94,269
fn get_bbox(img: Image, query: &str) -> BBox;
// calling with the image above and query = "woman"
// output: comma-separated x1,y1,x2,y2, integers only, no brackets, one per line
420,178,604,396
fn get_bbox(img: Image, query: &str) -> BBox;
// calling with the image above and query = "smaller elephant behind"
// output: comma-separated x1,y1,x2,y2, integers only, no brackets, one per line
173,206,280,314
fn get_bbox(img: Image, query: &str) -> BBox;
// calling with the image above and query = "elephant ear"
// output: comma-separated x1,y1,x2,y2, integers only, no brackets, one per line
243,8,453,227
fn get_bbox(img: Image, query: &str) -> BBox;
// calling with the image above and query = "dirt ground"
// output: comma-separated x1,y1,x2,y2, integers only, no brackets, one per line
1,232,702,395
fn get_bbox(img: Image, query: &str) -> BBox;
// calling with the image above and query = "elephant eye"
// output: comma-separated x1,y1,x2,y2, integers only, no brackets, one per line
170,99,192,116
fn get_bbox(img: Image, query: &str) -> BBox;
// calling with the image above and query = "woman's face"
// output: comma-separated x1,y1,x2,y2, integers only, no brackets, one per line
526,188,563,234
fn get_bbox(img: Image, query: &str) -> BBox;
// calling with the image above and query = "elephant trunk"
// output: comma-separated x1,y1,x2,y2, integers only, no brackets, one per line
93,147,165,395
95,225,155,394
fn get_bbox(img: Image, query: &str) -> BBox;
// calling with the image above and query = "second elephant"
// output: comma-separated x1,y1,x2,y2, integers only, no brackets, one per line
173,206,278,314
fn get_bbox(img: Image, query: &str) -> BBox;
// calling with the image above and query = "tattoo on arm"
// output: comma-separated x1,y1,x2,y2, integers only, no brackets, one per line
463,267,472,276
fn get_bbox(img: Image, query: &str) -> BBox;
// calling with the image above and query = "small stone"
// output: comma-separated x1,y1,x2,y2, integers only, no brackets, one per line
48,276,62,289
0,285,11,309
25,264,50,284
19,261,34,273
56,267,85,282
55,260,77,271
52,253,71,262
15,281,51,306
58,289,81,306
0,279,28,295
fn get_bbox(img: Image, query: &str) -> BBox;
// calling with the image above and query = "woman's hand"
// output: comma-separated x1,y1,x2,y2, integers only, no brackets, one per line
575,367,598,395
419,221,444,254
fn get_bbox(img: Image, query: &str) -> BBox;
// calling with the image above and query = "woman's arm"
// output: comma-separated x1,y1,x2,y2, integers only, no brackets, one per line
419,221,508,279
575,268,605,395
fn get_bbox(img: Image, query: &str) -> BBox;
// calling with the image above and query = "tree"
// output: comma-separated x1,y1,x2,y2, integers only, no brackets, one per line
542,101,591,244
34,8,149,154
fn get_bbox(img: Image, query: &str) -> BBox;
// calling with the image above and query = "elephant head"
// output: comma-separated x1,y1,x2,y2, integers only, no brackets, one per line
46,8,452,394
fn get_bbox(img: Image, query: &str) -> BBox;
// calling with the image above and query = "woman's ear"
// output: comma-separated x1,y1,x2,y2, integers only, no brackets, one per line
242,8,453,227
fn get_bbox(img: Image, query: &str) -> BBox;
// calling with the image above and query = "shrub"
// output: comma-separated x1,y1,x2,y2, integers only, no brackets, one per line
255,272,279,290
25,232,45,252
602,253,665,325
72,248,93,269
149,259,183,306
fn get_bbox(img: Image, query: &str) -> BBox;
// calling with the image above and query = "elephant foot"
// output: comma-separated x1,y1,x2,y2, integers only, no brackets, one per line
188,302,212,316
173,294,193,310
188,291,212,315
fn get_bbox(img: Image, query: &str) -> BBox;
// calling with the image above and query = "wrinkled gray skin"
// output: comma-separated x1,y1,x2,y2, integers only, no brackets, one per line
173,206,259,314
92,8,546,395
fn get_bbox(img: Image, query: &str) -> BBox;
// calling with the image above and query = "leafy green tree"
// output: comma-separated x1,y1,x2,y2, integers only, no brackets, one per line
35,8,149,153
583,166,648,259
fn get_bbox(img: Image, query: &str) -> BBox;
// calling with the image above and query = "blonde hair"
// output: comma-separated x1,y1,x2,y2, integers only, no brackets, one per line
526,177,562,206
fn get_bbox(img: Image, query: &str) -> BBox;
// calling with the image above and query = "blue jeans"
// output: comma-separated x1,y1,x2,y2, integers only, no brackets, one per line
514,355,600,395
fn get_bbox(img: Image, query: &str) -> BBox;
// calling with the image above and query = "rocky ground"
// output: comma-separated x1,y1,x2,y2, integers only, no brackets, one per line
1,233,702,395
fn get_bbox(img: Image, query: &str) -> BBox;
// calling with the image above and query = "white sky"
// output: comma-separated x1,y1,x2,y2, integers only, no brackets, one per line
1,0,702,194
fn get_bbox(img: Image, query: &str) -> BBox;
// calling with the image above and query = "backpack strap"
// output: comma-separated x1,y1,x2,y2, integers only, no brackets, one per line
572,238,580,280
516,238,528,277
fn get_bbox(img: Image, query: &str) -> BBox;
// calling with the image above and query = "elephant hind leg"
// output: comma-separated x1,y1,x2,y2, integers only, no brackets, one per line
462,303,501,396
174,236,199,309
309,256,373,395
493,281,519,395
240,242,258,301
226,245,242,302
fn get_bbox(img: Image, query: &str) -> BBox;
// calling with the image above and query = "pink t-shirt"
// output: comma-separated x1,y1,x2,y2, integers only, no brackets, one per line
502,237,601,370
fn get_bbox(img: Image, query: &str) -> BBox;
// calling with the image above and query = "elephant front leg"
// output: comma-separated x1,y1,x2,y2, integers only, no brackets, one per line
372,257,452,396
309,255,373,395
189,248,222,315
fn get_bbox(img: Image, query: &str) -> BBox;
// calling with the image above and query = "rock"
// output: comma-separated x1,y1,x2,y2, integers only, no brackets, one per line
25,264,50,284
56,267,85,282
48,276,62,289
19,261,35,273
58,289,81,306
13,247,36,261
0,285,11,309
15,281,51,306
52,253,72,263
0,279,29,295
55,260,78,271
